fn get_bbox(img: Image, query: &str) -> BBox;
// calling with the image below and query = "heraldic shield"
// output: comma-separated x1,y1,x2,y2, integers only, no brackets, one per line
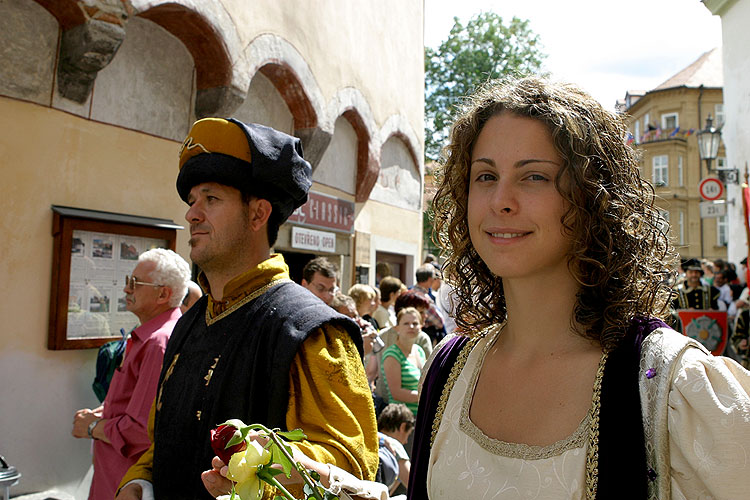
675,310,728,355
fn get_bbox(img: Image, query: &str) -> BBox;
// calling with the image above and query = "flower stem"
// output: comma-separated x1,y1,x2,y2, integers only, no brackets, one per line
262,474,297,500
247,424,325,500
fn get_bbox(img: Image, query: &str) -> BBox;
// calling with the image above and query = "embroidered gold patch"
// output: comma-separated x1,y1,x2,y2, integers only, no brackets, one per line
204,357,220,386
156,354,179,411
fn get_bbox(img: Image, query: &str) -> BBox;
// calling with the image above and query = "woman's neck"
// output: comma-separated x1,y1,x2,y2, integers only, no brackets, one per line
499,271,595,356
395,335,415,355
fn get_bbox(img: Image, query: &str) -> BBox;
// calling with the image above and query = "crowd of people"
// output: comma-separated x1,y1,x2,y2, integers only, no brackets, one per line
70,76,750,500
671,256,750,366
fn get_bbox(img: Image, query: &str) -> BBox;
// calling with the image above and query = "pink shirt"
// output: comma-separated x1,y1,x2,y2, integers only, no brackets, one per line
89,307,181,500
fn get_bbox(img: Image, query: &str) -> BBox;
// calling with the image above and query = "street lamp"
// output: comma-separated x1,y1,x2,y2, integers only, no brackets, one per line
697,114,722,175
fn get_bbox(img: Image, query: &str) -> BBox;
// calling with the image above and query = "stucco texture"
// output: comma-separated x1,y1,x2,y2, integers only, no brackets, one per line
0,97,190,494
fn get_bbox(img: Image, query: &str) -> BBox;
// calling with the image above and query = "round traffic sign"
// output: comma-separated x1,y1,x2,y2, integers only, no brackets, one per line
699,177,724,201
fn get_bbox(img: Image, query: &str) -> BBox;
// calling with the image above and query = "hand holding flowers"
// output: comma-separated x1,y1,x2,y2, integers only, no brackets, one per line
204,420,339,500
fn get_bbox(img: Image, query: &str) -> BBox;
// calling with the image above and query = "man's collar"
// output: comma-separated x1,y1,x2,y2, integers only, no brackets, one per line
198,254,290,321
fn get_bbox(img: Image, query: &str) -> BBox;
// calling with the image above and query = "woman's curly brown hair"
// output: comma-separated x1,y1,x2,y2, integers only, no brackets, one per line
433,76,677,351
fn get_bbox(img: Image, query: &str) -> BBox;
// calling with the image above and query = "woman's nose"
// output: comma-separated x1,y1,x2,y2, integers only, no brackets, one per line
489,180,517,214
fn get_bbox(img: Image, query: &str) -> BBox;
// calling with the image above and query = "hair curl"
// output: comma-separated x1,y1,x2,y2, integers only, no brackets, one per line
433,76,677,351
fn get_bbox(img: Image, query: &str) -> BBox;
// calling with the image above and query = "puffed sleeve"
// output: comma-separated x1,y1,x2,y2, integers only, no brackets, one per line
286,323,379,481
667,348,750,499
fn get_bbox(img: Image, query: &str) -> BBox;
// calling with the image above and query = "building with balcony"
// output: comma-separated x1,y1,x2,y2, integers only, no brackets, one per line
621,48,726,261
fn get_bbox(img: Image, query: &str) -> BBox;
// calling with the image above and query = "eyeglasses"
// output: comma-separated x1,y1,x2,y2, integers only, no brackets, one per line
125,274,164,290
314,283,338,295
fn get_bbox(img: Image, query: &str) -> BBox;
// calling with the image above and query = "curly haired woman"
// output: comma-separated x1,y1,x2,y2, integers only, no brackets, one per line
408,76,750,500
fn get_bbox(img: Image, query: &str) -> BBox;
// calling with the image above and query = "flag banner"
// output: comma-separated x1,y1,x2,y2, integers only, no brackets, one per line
675,310,727,355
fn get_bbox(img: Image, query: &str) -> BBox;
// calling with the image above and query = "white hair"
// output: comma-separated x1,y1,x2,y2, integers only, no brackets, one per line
139,248,191,308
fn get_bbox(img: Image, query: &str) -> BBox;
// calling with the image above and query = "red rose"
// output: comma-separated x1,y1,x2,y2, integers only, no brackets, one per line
210,424,247,464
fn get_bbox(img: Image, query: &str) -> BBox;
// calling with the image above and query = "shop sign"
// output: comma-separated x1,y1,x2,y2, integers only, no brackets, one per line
291,226,336,253
288,192,354,233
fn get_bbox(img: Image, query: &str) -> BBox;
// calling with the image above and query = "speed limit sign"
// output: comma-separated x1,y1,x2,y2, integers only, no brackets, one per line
699,177,724,201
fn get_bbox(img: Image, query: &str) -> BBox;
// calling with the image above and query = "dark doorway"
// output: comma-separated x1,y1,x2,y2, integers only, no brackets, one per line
282,251,317,284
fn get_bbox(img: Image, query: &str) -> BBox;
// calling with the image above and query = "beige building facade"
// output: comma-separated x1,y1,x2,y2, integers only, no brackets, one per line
0,0,424,495
622,49,726,261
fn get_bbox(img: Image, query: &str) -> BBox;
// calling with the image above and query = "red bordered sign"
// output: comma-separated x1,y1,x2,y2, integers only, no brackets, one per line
699,177,724,201
675,310,728,355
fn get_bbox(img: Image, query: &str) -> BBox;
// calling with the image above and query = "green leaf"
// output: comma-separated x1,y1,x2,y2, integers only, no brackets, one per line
271,443,294,477
277,428,307,441
217,418,247,429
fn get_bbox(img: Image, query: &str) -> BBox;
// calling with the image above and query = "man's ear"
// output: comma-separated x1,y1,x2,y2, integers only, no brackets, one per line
157,286,173,306
248,198,272,232
301,279,309,287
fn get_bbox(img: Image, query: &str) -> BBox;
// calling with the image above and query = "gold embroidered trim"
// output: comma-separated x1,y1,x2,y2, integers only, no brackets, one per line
429,326,492,447
457,328,591,459
585,350,608,500
205,278,292,326
431,321,608,500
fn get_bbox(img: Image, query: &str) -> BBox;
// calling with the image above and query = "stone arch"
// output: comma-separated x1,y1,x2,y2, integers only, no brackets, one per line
133,0,249,117
327,88,379,202
379,114,423,178
371,115,424,211
244,34,329,166
34,0,89,29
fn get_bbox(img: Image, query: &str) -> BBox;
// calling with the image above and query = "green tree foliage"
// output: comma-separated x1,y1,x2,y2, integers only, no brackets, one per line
424,12,546,160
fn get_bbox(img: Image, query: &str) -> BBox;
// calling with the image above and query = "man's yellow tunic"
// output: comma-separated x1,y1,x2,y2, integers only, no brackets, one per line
119,255,377,498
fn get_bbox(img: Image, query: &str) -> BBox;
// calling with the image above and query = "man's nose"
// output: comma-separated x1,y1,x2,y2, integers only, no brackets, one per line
185,202,203,223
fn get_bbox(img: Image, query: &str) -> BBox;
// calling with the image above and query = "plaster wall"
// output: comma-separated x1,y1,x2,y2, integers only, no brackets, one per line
370,136,421,211
717,0,750,264
0,97,191,496
0,0,58,104
233,72,294,134
224,0,424,132
314,116,358,194
90,17,196,141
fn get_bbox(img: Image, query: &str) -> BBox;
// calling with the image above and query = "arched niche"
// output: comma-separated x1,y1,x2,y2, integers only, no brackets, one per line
137,1,247,117
371,134,422,211
90,17,194,140
0,0,59,104
232,72,294,135
314,116,358,195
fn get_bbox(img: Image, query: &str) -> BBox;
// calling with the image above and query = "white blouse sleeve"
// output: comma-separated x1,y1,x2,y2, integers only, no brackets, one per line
667,349,750,499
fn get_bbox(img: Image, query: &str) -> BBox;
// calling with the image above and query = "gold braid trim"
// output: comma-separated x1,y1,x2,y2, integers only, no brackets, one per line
585,350,609,500
429,327,493,447
205,278,292,326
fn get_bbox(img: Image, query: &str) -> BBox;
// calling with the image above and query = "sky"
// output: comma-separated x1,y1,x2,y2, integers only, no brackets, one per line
424,0,723,110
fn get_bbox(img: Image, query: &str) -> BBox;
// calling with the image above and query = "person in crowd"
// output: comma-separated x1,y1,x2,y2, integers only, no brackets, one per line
407,76,750,499
672,258,723,311
733,307,750,368
411,265,446,342
348,283,379,327
373,276,403,330
379,307,425,419
301,256,338,305
180,280,203,313
73,248,190,500
116,118,377,500
373,291,434,411
376,403,415,496
701,258,715,285
331,292,381,388
714,269,737,315
376,291,434,363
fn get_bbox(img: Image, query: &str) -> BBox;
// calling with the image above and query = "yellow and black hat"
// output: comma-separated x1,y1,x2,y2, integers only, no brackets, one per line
176,118,312,222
